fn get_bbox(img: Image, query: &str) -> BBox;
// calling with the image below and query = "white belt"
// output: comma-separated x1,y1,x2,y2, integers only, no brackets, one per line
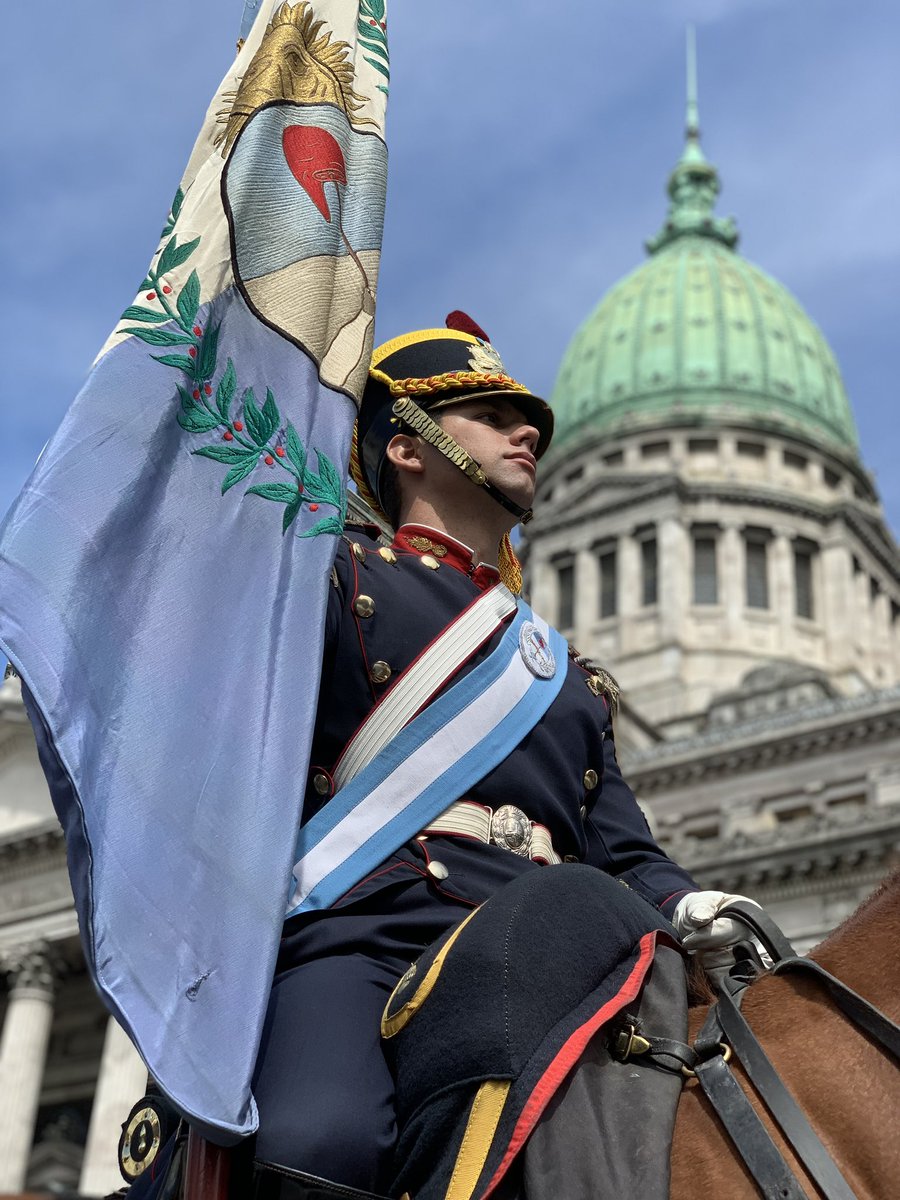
421,799,562,866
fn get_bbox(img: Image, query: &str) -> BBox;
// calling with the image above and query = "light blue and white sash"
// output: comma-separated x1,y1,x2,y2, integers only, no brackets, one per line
287,593,568,915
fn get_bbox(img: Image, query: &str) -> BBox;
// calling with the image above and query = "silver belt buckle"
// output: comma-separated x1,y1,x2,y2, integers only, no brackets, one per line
490,804,533,858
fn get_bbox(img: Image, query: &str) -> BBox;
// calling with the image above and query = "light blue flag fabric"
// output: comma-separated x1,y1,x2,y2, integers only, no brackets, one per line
0,0,389,1142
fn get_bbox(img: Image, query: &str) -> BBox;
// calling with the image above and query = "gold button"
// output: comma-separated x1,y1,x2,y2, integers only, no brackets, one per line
564,854,580,864
370,661,392,684
420,554,440,570
427,860,449,881
352,542,366,562
354,595,375,618
583,769,599,790
313,773,331,796
378,547,397,564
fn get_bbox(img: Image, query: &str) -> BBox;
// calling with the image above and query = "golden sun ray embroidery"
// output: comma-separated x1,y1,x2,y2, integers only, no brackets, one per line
216,1,376,156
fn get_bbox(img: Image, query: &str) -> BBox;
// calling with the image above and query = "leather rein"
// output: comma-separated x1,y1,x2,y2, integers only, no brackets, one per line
612,902,900,1200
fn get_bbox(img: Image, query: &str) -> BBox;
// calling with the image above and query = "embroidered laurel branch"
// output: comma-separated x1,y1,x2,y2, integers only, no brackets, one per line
119,189,347,538
358,0,389,94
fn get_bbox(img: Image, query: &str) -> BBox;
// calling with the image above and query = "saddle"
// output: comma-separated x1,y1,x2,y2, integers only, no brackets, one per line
109,890,900,1200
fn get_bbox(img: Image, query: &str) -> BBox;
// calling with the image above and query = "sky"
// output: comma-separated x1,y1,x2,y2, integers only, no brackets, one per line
3,0,899,531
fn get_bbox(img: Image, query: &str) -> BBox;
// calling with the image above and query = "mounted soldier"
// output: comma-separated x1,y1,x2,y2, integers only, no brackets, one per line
201,312,759,1198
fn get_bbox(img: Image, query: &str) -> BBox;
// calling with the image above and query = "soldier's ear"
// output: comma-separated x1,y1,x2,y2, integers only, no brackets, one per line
385,432,426,477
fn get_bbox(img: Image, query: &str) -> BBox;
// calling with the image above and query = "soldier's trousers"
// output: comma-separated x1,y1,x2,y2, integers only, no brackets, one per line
252,851,481,1193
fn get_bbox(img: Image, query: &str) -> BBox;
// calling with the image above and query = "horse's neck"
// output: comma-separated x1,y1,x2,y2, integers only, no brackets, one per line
809,872,900,1021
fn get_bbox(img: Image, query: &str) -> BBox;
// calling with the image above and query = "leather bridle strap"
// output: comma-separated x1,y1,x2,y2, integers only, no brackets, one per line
714,899,797,963
692,1001,810,1200
694,1057,809,1200
714,982,858,1200
770,957,900,1062
694,901,900,1200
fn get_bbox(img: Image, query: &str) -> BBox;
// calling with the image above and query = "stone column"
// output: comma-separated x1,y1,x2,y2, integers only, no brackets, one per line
79,1017,149,1197
721,524,743,640
575,547,598,642
852,568,874,682
771,530,793,654
0,942,59,1192
821,538,854,673
659,517,688,643
528,553,554,617
872,589,893,687
618,534,641,655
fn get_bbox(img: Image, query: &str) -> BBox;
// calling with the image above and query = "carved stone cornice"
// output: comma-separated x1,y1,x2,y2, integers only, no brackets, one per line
0,822,71,928
625,687,900,793
0,821,65,878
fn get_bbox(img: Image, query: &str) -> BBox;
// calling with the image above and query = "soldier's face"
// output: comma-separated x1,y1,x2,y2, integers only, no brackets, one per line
436,398,539,510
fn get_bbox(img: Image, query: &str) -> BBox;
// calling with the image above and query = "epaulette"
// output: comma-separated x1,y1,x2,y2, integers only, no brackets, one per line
568,645,620,717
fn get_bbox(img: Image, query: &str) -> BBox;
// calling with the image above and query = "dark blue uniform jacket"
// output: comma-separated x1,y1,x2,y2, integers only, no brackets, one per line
297,523,696,923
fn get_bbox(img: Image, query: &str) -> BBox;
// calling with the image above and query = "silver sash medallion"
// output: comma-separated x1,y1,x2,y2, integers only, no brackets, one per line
519,621,556,679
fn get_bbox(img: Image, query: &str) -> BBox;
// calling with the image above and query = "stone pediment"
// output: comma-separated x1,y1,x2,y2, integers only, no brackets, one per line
704,660,836,730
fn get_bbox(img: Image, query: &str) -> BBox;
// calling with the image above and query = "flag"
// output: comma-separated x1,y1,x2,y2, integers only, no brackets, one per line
0,0,389,1142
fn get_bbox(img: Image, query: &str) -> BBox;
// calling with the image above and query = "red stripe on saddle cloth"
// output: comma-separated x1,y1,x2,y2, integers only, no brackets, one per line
481,929,664,1199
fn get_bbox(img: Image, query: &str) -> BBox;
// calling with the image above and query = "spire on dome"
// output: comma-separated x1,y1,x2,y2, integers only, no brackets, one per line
646,26,739,255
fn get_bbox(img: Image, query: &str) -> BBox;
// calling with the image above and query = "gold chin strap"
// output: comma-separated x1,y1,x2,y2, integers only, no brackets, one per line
388,394,534,526
390,396,487,487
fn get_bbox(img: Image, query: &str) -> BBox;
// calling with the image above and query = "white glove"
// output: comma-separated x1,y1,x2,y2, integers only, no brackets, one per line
672,890,762,952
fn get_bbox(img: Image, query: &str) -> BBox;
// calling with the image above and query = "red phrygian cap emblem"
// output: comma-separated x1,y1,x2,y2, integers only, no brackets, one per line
282,125,347,222
446,311,491,342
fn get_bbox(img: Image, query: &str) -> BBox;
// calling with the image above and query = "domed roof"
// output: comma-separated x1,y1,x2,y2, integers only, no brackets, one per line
551,59,859,459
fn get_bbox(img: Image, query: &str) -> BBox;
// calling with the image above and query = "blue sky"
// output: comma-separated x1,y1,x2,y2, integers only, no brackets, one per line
3,0,899,531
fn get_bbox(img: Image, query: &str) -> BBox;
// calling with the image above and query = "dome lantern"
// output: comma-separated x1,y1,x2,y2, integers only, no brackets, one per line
646,27,738,255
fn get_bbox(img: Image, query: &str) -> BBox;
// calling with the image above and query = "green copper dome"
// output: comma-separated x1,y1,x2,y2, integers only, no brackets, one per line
551,42,859,458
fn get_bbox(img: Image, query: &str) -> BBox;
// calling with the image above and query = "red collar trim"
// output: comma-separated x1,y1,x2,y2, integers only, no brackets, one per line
393,524,501,588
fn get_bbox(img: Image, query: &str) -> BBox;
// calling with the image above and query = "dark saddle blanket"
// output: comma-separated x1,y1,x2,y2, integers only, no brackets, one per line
381,863,688,1200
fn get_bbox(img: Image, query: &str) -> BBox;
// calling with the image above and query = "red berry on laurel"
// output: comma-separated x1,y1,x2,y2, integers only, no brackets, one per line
192,389,200,400
309,504,319,512
265,455,274,466
233,421,244,432
189,347,197,358
204,384,212,396
193,326,202,336
162,285,172,294
275,446,285,458
297,483,304,494
223,431,234,441
146,292,156,300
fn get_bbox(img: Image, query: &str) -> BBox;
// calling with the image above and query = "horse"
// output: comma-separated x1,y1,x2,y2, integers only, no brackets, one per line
670,866,900,1199
155,868,900,1200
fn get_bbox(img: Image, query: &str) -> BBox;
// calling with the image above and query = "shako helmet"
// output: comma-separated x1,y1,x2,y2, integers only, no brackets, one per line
351,311,553,528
